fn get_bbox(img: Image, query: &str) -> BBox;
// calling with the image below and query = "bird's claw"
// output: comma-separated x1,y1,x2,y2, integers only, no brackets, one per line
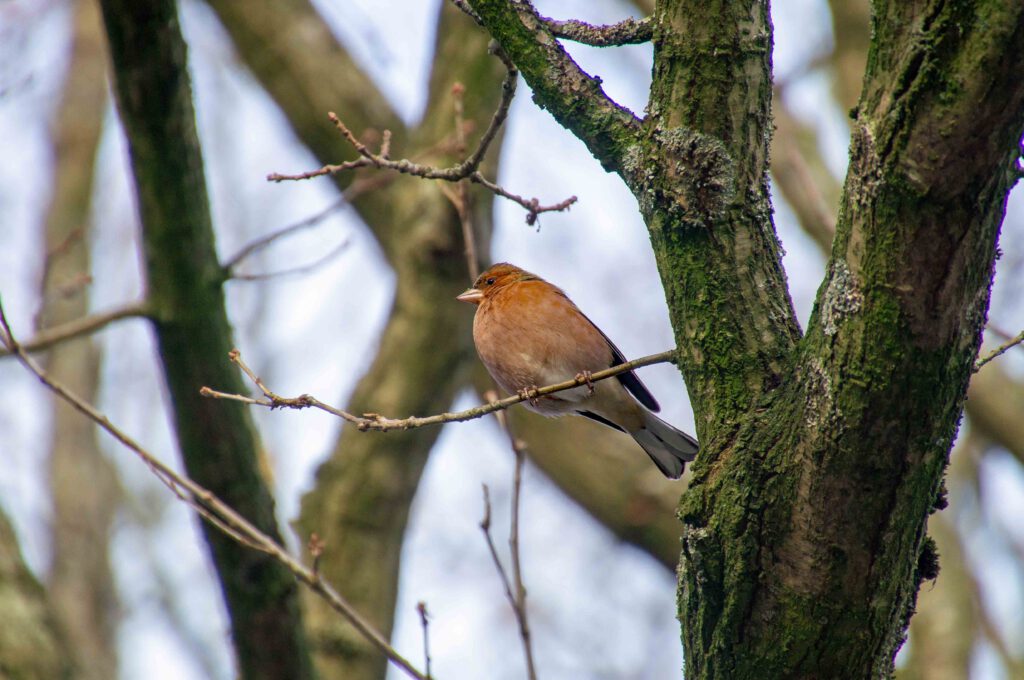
575,370,595,395
517,386,541,406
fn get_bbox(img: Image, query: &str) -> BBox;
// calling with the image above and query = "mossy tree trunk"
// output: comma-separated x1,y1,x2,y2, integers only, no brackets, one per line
468,0,1024,676
98,2,315,678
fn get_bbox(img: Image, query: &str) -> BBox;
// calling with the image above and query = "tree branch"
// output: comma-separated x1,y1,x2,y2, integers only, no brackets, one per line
98,0,315,674
0,301,428,680
0,301,150,358
466,0,642,174
201,348,678,431
487,400,538,680
543,15,653,46
267,71,577,225
974,329,1024,372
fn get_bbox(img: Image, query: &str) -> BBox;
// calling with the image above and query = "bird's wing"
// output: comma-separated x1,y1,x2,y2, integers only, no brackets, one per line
577,310,661,413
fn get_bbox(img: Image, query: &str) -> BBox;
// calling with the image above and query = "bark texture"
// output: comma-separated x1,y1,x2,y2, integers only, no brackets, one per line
39,2,120,678
469,0,1024,676
97,2,314,678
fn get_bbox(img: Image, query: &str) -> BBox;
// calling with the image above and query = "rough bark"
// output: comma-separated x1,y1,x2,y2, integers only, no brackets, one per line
39,1,120,678
468,0,1024,676
97,2,314,678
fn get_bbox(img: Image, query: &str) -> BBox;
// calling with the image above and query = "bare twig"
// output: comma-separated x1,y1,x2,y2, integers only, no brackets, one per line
229,239,351,282
201,348,678,431
308,533,325,577
222,173,391,278
267,68,577,225
479,484,517,615
490,398,538,680
443,82,481,279
543,15,654,46
0,301,150,358
416,602,432,680
974,328,1024,372
0,299,429,680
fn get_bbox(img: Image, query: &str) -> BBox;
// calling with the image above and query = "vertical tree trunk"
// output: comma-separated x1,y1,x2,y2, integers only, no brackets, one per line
463,0,1024,676
98,2,314,677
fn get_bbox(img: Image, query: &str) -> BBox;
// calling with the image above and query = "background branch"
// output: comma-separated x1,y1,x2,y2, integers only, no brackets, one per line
0,302,150,358
0,303,429,680
97,0,315,675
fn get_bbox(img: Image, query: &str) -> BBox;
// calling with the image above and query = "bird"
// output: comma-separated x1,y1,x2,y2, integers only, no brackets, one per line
456,262,698,478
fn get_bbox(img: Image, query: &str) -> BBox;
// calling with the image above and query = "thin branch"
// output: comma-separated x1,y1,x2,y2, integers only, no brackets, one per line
466,0,642,176
0,299,429,680
267,67,576,225
0,301,150,358
543,15,654,46
229,239,351,282
221,173,391,277
491,398,538,680
460,55,517,176
974,328,1024,372
479,484,517,618
416,602,432,680
442,82,481,279
201,348,678,431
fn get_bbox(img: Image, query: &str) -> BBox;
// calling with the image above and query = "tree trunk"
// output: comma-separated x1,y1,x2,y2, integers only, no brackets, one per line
468,0,1024,676
98,2,314,677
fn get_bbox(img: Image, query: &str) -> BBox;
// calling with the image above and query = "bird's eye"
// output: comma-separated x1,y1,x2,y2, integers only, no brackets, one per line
485,277,496,285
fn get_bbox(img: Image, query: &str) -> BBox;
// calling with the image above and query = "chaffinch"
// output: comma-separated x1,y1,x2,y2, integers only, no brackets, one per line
457,263,698,478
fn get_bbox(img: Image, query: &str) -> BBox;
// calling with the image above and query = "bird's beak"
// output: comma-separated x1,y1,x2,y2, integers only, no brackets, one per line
456,287,483,304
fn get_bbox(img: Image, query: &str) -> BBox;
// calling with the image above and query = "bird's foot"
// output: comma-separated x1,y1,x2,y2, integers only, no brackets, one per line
575,370,595,395
517,386,541,406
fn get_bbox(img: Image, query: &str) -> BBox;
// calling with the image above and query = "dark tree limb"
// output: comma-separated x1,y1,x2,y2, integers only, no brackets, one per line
463,0,1024,678
675,0,1024,677
97,1,314,677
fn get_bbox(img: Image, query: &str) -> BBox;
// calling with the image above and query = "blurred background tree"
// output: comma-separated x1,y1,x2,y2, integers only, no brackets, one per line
0,0,1021,679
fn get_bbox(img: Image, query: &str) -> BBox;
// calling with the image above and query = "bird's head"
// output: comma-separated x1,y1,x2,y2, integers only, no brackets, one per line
456,262,538,305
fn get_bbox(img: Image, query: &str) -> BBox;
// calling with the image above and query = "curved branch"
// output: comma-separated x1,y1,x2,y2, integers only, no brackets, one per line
268,110,576,223
466,0,642,174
